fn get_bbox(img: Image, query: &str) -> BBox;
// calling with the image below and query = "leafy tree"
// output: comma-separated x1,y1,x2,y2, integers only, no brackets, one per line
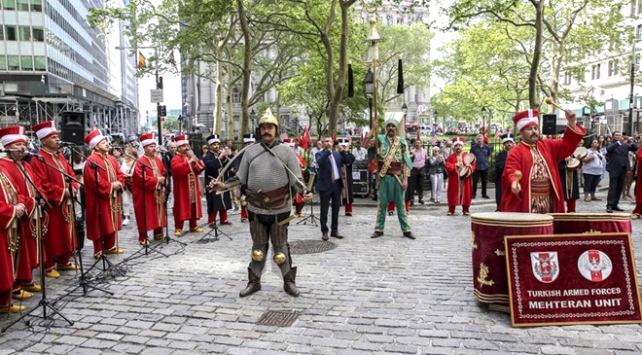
445,0,629,109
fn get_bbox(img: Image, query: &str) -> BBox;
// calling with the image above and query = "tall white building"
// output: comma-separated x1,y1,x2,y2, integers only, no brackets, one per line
0,0,138,138
563,2,642,134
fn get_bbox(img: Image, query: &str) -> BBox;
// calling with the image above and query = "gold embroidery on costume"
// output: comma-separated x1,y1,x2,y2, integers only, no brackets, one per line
477,263,495,286
529,147,553,214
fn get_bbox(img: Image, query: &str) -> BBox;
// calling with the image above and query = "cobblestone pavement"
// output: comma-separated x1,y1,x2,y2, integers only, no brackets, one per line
1,189,642,354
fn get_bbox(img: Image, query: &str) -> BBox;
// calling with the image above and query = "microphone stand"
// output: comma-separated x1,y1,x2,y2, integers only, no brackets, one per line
29,154,112,298
85,160,126,279
125,159,169,260
161,155,187,248
1,155,73,332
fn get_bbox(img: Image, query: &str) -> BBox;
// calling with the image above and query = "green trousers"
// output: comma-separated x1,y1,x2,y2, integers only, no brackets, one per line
375,174,411,233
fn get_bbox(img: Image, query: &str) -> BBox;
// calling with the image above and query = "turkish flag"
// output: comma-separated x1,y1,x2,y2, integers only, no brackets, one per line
300,127,310,150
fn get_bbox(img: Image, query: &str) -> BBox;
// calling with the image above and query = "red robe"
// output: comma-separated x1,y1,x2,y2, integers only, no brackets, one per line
132,155,167,234
171,153,204,223
83,153,125,242
0,158,38,282
501,125,586,213
30,149,78,260
445,152,476,207
0,172,18,296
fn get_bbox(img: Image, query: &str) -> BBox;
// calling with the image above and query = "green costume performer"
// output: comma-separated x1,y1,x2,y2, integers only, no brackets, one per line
368,117,416,239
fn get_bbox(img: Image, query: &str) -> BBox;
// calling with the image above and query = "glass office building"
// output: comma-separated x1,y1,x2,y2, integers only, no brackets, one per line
0,0,138,138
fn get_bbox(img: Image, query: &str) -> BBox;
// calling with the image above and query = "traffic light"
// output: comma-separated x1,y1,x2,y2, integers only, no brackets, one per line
158,105,167,117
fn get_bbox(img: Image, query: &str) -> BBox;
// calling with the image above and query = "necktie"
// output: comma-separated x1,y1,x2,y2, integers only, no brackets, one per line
330,153,337,181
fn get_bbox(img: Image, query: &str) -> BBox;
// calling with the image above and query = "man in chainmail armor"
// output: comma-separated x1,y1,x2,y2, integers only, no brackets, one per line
210,109,312,297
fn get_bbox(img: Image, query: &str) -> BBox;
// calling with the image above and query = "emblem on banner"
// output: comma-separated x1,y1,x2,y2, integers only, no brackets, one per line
530,252,559,283
578,249,612,282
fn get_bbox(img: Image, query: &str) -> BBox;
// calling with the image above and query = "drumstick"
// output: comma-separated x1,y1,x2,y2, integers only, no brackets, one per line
545,97,564,111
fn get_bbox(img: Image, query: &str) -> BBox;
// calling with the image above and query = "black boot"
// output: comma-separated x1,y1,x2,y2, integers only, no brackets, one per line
239,267,261,297
283,267,300,297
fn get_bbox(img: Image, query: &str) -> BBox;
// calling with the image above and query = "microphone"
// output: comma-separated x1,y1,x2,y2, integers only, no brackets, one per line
57,141,77,147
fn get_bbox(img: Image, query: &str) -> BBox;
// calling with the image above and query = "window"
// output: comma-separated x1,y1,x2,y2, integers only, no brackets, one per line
638,24,642,39
34,56,45,71
30,0,40,11
564,72,571,85
3,0,15,10
21,56,32,71
17,0,27,11
0,26,3,40
32,27,43,41
609,60,619,76
596,63,601,79
0,56,6,71
7,55,19,70
18,26,30,41
5,25,16,40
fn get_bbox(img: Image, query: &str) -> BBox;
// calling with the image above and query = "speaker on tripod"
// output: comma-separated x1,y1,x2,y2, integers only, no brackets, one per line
61,112,86,145
541,114,557,135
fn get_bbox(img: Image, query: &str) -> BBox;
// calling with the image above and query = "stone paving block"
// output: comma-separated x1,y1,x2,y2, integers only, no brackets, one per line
82,338,118,349
167,340,198,350
53,335,88,346
540,345,577,355
140,347,174,355
462,339,501,350
432,338,463,348
420,347,452,355
419,329,450,338
111,343,145,354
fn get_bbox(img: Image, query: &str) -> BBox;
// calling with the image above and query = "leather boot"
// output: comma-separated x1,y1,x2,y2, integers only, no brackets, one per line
283,267,300,297
239,267,261,297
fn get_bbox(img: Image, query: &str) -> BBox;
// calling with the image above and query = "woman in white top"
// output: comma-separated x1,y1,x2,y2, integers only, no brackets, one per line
119,147,138,226
581,139,604,202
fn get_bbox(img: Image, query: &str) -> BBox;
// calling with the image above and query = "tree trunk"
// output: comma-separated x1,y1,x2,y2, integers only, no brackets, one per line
238,0,251,135
528,0,543,109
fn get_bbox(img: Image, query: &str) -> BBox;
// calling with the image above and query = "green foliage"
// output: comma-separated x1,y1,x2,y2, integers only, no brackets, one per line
439,0,629,122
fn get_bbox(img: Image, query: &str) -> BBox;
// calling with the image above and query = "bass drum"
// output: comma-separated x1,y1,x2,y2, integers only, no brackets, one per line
471,212,554,306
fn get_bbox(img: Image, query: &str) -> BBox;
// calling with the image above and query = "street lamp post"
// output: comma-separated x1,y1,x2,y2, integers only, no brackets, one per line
364,68,374,127
629,39,642,135
365,11,381,152
434,110,439,133
481,106,488,136
250,108,256,136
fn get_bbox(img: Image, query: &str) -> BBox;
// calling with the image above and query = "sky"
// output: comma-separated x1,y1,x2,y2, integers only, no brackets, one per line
134,1,457,122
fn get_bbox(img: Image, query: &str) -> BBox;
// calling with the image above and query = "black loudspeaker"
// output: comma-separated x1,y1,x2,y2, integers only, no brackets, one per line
542,114,557,135
61,111,85,145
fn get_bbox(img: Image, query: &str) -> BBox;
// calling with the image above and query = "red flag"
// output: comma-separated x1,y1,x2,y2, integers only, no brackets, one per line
483,132,489,144
300,127,310,150
333,131,337,142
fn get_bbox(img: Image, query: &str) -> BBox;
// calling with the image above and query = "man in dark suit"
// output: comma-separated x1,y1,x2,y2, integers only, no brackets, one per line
315,136,345,241
606,131,638,213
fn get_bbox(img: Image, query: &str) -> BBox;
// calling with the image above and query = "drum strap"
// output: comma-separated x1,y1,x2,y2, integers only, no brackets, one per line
379,136,401,178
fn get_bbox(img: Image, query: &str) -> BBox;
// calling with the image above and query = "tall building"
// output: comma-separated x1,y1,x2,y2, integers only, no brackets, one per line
563,2,642,135
0,0,138,140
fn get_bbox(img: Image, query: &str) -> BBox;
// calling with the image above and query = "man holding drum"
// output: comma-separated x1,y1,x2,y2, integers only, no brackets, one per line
501,109,586,213
445,137,476,216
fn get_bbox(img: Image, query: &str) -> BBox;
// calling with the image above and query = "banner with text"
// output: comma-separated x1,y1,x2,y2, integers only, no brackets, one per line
505,233,642,327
